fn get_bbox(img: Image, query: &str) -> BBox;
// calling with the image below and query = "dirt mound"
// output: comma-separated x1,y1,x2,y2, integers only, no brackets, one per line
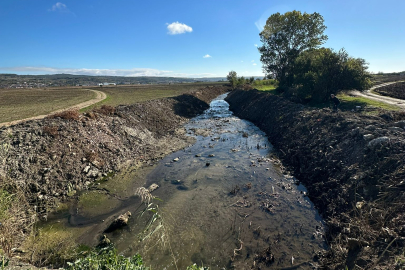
226,90,405,269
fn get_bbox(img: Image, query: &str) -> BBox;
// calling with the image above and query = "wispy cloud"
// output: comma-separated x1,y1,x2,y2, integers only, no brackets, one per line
251,60,255,62
203,54,212,58
253,63,257,66
166,22,193,35
254,44,258,47
48,2,75,15
0,66,216,78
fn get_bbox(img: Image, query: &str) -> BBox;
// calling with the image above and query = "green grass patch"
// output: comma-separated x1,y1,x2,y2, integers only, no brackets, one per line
308,93,400,113
338,94,400,112
66,245,148,270
255,85,277,92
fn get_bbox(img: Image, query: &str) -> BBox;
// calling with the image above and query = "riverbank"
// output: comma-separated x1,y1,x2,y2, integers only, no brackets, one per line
0,85,229,264
225,89,405,269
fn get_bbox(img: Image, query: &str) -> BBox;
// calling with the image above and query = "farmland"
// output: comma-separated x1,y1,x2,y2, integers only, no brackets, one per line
0,88,95,124
0,82,226,124
83,82,225,109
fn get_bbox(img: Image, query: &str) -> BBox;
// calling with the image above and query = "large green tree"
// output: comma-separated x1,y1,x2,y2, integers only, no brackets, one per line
258,11,328,89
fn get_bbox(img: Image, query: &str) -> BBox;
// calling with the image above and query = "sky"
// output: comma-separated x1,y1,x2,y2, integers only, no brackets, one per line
0,0,404,78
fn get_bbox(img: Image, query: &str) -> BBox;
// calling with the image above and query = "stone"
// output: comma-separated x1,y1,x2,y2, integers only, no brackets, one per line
173,157,180,162
104,211,131,233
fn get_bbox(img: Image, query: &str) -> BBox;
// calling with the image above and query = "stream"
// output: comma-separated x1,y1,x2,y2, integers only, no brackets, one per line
47,93,327,269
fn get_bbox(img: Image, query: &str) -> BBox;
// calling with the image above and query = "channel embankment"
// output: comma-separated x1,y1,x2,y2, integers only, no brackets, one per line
0,85,229,258
225,89,405,269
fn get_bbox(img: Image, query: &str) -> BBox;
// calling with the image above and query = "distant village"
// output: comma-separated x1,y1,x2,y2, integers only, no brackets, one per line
0,74,225,89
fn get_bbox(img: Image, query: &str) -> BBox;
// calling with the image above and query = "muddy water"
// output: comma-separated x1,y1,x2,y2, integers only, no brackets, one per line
48,93,327,269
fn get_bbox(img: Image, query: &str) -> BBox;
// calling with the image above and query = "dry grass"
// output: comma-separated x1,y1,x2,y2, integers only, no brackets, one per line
0,179,36,257
48,109,80,121
0,88,94,124
42,126,59,138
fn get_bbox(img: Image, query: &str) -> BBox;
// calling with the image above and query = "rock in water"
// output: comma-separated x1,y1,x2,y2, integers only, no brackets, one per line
104,211,131,232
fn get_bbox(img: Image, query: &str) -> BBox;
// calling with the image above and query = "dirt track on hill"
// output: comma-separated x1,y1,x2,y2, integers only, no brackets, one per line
350,82,405,109
226,89,405,269
0,89,107,128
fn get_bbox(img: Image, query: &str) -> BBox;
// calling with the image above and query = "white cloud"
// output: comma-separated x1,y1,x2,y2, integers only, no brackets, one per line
251,60,255,62
48,2,75,15
203,54,212,58
253,63,257,66
49,2,67,11
167,22,193,35
254,44,258,47
241,61,244,62
1,66,216,78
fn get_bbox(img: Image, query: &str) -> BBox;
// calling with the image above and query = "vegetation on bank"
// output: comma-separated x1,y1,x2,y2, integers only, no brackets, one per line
257,11,372,103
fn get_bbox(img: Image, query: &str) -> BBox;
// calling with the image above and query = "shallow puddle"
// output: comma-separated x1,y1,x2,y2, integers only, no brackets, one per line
46,93,327,269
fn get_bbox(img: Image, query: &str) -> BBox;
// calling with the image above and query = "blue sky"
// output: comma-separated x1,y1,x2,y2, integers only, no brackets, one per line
0,0,404,77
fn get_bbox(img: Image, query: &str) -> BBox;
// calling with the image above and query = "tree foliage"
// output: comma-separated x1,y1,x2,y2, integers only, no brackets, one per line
258,11,328,88
292,48,372,102
227,71,238,89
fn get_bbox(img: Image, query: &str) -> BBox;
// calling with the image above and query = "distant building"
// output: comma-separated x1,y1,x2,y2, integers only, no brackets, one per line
99,82,116,87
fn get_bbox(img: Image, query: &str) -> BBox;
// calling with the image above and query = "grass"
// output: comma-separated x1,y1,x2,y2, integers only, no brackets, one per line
338,94,400,112
0,87,95,124
82,82,225,111
254,84,277,92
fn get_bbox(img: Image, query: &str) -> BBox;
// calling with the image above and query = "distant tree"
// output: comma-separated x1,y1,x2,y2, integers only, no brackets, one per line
258,11,328,90
238,76,246,86
249,76,255,84
227,71,238,89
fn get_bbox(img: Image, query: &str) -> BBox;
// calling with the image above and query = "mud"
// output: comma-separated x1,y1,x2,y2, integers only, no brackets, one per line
225,89,405,269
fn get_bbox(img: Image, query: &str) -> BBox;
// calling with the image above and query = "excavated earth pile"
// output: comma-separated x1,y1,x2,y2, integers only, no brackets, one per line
226,89,405,269
0,85,228,222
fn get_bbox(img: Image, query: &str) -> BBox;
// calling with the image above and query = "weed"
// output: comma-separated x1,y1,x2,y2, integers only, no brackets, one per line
66,245,148,270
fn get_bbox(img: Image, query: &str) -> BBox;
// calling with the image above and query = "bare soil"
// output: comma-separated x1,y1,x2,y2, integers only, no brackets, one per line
226,90,405,269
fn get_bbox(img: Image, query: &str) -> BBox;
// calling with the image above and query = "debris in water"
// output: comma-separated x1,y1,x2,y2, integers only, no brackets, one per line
148,183,159,192
173,157,179,162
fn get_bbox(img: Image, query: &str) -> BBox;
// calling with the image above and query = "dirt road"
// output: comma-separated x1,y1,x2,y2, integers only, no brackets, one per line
0,89,107,128
349,81,405,109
